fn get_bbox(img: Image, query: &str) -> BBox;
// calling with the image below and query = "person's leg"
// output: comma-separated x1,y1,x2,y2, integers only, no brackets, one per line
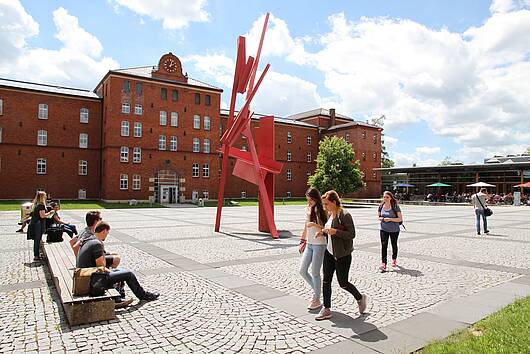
475,209,481,234
390,232,399,262
482,212,488,233
106,269,147,299
33,223,43,259
299,244,314,290
380,230,390,264
335,254,362,301
310,245,326,300
322,250,335,309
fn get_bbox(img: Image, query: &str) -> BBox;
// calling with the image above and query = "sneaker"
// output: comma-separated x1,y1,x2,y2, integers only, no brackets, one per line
379,263,387,272
357,294,368,314
315,307,332,321
114,297,133,308
391,259,397,267
484,230,490,234
308,299,322,310
477,232,481,235
16,229,24,233
141,291,159,301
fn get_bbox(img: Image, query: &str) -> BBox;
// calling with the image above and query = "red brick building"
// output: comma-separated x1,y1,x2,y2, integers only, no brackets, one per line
0,53,381,202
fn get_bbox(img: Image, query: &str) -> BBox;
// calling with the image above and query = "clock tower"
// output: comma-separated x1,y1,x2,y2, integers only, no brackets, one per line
152,52,187,83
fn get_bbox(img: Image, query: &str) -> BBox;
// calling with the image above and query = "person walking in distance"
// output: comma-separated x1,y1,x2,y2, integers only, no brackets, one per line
299,187,328,310
471,188,490,235
378,191,403,272
315,190,367,321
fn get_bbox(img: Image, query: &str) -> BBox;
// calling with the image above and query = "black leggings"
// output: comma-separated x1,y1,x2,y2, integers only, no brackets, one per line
380,230,399,264
322,250,362,308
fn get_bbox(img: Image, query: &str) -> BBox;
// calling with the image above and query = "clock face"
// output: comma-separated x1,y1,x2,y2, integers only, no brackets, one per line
163,58,177,73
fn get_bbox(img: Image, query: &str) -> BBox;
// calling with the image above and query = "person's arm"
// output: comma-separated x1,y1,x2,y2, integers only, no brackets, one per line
383,210,402,223
38,207,54,219
327,212,355,240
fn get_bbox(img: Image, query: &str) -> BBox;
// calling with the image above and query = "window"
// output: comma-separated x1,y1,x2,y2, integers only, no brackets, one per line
37,130,47,146
193,115,200,129
203,164,210,178
172,89,178,101
362,152,366,161
132,175,141,190
78,160,87,175
241,145,247,152
136,83,142,95
287,150,292,162
80,108,89,123
192,163,199,177
204,116,210,131
373,134,377,144
0,98,3,115
120,146,129,162
287,132,292,144
36,158,46,174
134,104,142,115
194,93,200,104
78,189,87,199
362,131,367,139
160,111,167,125
170,136,177,151
205,95,211,106
134,122,142,137
0,127,2,143
203,191,209,200
122,102,130,114
170,112,178,127
307,152,312,162
121,121,129,136
192,138,200,152
161,88,167,100
203,139,210,153
79,133,88,148
241,191,247,198
159,135,166,150
120,174,128,190
133,147,141,163
373,152,377,161
38,104,48,119
345,133,350,142
287,169,292,181
372,171,377,179
287,191,292,198
307,136,311,145
123,80,131,93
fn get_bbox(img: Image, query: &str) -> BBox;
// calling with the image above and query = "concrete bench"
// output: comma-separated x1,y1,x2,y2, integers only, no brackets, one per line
43,241,119,326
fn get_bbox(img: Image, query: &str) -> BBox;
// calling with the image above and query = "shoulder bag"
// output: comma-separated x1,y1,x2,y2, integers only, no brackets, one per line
475,194,493,217
72,266,106,296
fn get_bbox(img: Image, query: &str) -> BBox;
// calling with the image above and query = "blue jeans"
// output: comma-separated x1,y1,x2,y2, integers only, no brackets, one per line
299,244,326,300
475,209,488,233
106,269,147,299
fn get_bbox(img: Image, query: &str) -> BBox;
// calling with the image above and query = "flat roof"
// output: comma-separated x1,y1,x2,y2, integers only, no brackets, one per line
377,161,530,173
0,77,99,99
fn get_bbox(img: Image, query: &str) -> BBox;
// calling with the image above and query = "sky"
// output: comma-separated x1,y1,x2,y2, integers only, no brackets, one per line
1,0,529,166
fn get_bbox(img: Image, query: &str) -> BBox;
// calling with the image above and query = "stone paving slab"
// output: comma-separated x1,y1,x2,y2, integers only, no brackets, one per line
385,312,468,342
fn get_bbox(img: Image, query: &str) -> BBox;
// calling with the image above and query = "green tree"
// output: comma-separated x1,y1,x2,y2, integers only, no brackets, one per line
525,147,530,155
308,136,365,194
371,115,394,168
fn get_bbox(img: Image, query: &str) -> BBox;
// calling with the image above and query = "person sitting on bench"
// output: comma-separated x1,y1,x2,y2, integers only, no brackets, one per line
49,202,78,237
76,221,159,304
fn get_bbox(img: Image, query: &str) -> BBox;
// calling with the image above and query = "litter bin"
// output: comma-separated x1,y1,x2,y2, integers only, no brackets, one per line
20,202,32,224
198,198,204,207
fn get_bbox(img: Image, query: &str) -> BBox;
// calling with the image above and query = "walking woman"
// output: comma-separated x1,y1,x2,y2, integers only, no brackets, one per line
27,191,54,261
299,187,328,310
316,190,367,321
378,191,403,272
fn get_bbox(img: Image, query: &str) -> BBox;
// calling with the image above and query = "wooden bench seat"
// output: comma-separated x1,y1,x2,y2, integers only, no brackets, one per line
43,240,119,326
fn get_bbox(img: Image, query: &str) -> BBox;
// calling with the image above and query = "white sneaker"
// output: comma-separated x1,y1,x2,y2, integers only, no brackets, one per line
315,307,332,321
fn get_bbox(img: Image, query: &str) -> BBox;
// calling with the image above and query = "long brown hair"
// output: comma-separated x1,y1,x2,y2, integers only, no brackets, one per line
32,191,47,205
306,187,327,226
383,190,398,210
322,190,342,214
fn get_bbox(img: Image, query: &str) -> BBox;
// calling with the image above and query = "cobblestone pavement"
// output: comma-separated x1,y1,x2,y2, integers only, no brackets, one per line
0,204,528,353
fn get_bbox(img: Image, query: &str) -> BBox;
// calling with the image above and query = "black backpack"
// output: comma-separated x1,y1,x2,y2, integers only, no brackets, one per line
378,203,405,229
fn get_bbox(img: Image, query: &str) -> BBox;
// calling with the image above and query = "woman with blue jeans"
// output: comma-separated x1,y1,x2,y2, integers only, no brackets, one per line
299,188,328,310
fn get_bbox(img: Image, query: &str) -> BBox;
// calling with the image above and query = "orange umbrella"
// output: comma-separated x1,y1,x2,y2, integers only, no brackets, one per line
514,182,530,188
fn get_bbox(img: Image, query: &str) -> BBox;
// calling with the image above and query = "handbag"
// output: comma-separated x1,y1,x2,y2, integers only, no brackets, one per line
299,239,307,254
89,271,109,297
475,194,493,217
72,266,106,296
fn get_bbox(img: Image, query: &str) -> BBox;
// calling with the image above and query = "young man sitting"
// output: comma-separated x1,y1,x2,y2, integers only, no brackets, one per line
76,221,159,306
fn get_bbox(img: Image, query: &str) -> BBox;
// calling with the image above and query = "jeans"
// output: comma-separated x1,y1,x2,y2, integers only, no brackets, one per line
32,221,44,258
380,230,399,264
106,269,147,299
475,209,487,233
299,244,326,300
322,250,362,308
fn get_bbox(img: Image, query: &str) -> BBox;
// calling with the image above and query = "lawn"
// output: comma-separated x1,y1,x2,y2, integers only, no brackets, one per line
0,200,165,211
419,296,529,354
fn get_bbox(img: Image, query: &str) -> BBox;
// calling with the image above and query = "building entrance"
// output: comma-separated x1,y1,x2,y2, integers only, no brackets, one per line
156,170,179,204
161,186,178,204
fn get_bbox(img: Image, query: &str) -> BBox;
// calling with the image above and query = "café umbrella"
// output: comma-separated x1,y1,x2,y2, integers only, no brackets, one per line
426,182,451,187
467,182,496,188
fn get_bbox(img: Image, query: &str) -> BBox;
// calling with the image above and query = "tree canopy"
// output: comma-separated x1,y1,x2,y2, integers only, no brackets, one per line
308,136,365,195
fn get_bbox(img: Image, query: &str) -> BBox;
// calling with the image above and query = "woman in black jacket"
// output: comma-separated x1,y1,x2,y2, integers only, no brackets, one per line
27,191,54,261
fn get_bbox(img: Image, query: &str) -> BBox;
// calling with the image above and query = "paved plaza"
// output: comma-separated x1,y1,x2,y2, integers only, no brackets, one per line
0,204,529,353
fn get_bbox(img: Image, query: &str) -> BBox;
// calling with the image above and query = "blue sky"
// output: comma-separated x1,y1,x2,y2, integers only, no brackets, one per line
1,0,529,166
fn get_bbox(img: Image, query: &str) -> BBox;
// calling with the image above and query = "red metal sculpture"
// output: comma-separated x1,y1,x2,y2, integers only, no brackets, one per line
215,13,283,238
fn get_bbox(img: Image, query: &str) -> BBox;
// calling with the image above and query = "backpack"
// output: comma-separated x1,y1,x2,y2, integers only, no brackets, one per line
378,203,405,229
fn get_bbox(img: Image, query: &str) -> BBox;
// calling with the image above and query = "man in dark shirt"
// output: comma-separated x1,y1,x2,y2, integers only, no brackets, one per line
76,221,159,302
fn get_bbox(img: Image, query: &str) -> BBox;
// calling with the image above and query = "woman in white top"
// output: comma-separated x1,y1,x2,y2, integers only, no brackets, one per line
299,187,328,310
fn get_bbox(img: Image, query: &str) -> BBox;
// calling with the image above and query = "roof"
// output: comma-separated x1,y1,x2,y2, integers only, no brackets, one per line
111,66,222,91
288,108,380,129
484,155,530,163
326,120,382,131
0,77,99,99
220,109,317,128
377,161,530,173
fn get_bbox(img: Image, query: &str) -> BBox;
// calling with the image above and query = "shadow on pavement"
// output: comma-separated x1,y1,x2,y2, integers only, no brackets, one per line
329,311,388,341
392,265,424,277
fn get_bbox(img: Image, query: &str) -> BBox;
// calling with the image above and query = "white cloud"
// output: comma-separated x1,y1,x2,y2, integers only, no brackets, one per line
490,0,530,13
112,0,209,30
383,136,398,149
392,152,439,167
415,146,441,155
0,2,118,89
184,53,234,87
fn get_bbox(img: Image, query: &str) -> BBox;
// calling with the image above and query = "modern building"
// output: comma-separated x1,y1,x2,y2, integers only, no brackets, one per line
0,53,381,203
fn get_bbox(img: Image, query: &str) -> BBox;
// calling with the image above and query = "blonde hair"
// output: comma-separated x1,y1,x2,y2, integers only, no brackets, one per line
32,191,47,205
322,190,342,214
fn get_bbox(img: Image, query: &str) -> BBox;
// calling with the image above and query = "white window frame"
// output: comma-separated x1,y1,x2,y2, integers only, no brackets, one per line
193,115,200,129
287,191,292,198
203,191,209,200
307,136,311,145
203,139,210,153
122,102,130,114
133,122,142,137
307,152,312,162
160,111,167,126
193,138,200,153
38,104,48,119
78,160,87,175
287,150,291,162
80,108,89,123
170,136,177,151
133,147,141,163
241,191,247,198
120,146,129,162
37,130,47,146
204,116,211,131
120,174,128,190
287,131,292,144
79,133,88,148
159,135,166,150
170,112,178,127
192,163,200,178
36,158,46,174
134,104,142,115
132,174,141,190
287,169,292,181
203,164,210,178
121,121,130,136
